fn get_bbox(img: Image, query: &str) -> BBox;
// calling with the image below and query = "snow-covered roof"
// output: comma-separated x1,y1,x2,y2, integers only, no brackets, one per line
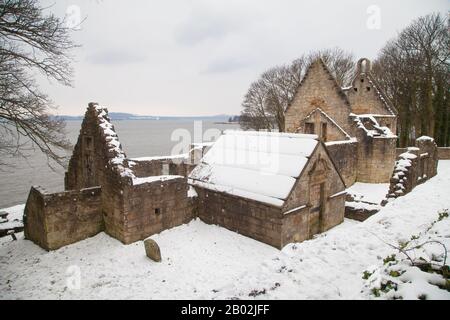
188,130,319,207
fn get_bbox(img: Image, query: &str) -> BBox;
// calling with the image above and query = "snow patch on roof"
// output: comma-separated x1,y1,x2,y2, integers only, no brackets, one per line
325,138,357,146
189,130,318,206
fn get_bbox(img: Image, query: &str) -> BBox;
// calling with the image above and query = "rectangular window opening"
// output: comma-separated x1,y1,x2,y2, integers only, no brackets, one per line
305,122,315,134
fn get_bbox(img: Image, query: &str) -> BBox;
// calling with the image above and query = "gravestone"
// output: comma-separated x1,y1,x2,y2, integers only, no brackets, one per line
144,238,161,262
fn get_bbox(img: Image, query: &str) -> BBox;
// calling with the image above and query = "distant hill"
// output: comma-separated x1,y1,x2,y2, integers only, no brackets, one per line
57,112,237,122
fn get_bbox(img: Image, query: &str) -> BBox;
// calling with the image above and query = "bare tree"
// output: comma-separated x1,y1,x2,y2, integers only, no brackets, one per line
239,48,355,131
372,13,449,147
0,0,78,168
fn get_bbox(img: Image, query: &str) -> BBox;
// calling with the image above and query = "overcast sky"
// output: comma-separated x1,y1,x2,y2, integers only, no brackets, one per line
38,0,448,116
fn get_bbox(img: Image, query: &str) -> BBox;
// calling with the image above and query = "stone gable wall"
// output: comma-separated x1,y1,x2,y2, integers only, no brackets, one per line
64,103,131,241
347,73,394,117
295,108,350,142
282,143,345,240
24,186,103,250
285,61,353,134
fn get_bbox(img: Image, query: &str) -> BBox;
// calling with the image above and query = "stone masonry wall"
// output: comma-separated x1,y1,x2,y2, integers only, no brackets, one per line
130,158,193,178
285,60,353,134
438,147,450,160
24,186,103,250
64,103,134,242
120,178,196,244
295,108,350,142
196,188,284,248
388,137,438,199
325,141,358,187
347,74,396,118
355,128,397,183
281,143,346,243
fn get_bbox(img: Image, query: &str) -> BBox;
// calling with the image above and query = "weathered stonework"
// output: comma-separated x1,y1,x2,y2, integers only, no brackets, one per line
285,58,399,185
194,141,346,249
285,60,353,135
25,103,200,250
353,118,397,183
23,57,440,252
24,186,103,250
325,140,358,187
437,147,450,160
388,137,439,199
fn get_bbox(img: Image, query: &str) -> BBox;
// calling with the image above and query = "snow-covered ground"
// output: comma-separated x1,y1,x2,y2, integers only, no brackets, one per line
1,162,449,300
0,204,25,231
346,182,389,204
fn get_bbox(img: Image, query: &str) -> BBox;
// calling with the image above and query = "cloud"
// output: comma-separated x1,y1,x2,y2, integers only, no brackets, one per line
174,3,247,46
86,49,148,65
202,57,250,74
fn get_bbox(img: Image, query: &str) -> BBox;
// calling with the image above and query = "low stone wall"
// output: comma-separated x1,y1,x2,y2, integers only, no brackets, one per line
24,186,103,250
438,147,450,160
345,204,380,221
196,188,284,248
388,137,438,199
118,177,196,244
325,140,357,187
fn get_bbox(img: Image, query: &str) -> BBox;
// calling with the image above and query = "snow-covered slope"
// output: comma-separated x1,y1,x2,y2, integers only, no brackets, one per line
1,162,449,300
210,161,450,300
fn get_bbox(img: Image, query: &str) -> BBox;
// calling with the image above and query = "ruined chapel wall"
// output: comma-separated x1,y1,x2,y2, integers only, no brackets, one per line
119,178,196,244
347,74,393,116
355,128,397,183
24,186,103,250
285,62,353,134
64,104,133,240
23,187,47,249
388,137,438,199
130,159,191,178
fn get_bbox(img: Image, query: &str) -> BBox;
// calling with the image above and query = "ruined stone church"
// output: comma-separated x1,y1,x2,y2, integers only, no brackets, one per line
24,58,438,251
285,58,398,186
